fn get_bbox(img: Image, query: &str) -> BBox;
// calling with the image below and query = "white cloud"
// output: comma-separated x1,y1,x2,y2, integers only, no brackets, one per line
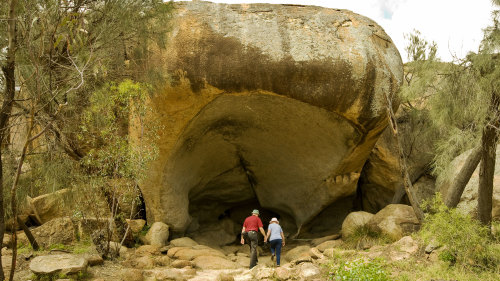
175,0,496,62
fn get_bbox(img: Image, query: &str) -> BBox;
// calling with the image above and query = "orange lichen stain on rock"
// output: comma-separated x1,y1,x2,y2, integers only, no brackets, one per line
136,73,283,220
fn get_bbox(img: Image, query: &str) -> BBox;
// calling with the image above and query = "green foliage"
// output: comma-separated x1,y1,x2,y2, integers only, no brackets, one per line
72,241,93,254
33,270,89,281
404,29,438,62
399,30,490,177
327,258,390,281
47,243,69,251
419,194,500,271
80,79,158,180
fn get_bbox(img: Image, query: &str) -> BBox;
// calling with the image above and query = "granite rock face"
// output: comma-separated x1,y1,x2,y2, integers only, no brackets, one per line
360,107,436,213
139,1,403,237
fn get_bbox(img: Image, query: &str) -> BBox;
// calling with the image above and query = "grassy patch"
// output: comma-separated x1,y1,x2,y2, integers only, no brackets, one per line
343,226,393,250
419,195,500,272
389,258,500,281
325,257,390,281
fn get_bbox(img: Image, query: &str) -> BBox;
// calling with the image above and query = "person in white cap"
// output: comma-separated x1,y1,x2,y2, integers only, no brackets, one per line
264,217,285,266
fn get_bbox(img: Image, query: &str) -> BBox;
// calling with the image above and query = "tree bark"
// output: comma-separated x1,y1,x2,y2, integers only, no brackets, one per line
386,97,425,222
0,1,19,279
477,94,500,225
0,151,5,281
17,216,39,251
9,113,36,281
391,185,406,204
444,146,482,208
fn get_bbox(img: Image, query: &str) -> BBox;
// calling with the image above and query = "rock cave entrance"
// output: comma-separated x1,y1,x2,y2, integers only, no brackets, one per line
163,93,365,244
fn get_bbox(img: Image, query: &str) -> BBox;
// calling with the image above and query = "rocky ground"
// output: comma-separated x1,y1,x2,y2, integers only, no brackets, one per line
0,203,432,281
4,233,431,281
2,199,498,281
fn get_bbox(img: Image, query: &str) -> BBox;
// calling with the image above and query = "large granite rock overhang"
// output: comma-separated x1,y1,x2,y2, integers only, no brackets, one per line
138,1,403,237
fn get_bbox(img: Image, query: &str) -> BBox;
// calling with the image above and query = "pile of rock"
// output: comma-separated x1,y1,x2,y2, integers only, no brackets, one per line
341,204,421,241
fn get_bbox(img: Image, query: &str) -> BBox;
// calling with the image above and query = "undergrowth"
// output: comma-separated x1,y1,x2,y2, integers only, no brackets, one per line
419,194,500,272
326,258,390,281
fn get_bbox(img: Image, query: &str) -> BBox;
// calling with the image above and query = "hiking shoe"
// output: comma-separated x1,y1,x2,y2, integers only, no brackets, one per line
271,254,275,261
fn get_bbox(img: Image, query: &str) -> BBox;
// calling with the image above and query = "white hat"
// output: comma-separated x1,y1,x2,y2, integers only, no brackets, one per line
270,217,279,223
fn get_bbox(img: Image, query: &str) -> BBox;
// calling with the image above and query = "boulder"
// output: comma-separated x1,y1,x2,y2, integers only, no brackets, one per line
283,245,311,262
171,259,193,269
392,236,418,255
130,256,154,269
1,256,11,272
29,254,87,276
378,236,419,262
26,189,73,224
438,145,500,220
85,254,104,266
18,217,75,248
170,237,198,247
1,247,12,256
296,262,321,279
120,268,143,281
135,245,161,256
169,246,226,261
154,269,188,281
155,255,172,267
233,255,250,268
5,214,29,231
367,204,420,240
341,211,374,238
143,222,169,247
316,240,343,252
217,273,235,281
2,234,12,248
221,245,240,255
126,219,146,234
252,266,274,279
309,247,325,259
311,234,341,246
138,1,403,236
192,255,240,270
275,266,293,280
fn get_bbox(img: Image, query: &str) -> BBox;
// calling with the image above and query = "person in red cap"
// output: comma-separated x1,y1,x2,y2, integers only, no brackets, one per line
240,209,266,269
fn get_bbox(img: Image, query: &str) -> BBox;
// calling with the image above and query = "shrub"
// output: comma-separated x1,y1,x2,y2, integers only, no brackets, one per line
327,258,390,281
420,194,500,271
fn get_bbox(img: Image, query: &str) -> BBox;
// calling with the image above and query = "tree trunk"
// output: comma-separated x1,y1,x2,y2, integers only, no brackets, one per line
386,98,425,222
477,93,500,225
444,146,482,208
391,185,406,204
0,1,18,279
478,128,497,225
9,114,35,281
0,150,5,281
17,216,39,251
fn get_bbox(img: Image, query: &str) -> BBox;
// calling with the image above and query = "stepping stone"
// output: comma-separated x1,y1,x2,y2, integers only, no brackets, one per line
30,254,87,276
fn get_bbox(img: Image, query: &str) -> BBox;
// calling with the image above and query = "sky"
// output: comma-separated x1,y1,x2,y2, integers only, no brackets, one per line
175,0,496,62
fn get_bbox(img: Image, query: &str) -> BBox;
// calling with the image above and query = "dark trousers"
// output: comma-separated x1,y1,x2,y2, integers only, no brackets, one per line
270,239,282,265
244,231,259,269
